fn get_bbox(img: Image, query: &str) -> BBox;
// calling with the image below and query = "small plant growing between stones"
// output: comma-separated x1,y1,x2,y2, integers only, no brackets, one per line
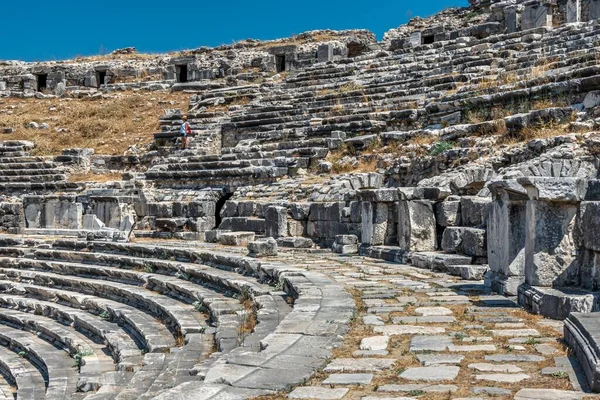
526,337,540,345
17,350,28,358
72,349,94,370
551,371,569,379
429,141,453,156
407,390,425,396
192,301,204,312
175,271,191,281
99,310,111,320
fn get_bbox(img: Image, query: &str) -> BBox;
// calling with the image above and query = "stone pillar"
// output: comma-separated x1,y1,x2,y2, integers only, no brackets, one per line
359,189,398,246
522,1,553,30
591,0,600,20
487,181,528,295
409,32,422,47
505,6,521,33
317,44,333,63
567,0,581,22
361,201,374,245
265,206,287,238
398,200,436,252
519,177,586,287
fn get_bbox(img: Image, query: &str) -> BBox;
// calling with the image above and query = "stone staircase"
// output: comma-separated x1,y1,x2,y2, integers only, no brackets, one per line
0,141,81,194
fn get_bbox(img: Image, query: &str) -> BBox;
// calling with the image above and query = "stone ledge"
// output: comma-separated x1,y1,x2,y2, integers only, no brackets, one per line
564,312,600,392
518,285,600,320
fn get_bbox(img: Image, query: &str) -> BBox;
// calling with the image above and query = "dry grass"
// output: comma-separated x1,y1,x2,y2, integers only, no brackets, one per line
68,172,123,182
499,121,570,145
0,92,189,155
338,82,365,93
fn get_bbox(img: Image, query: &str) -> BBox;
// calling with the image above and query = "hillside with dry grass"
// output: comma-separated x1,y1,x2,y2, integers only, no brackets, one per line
0,92,189,155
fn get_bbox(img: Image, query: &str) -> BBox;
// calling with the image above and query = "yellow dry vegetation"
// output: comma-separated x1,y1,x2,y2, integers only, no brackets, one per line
0,92,189,156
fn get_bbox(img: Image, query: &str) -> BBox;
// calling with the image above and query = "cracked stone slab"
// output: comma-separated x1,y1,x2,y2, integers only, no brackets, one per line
377,384,458,393
475,373,531,383
399,366,460,382
468,363,523,373
374,325,446,335
448,344,496,352
485,354,545,362
324,358,395,373
392,316,456,324
360,336,389,351
288,387,349,399
417,354,464,366
414,307,453,316
322,374,373,385
410,335,452,352
490,329,540,337
514,389,589,400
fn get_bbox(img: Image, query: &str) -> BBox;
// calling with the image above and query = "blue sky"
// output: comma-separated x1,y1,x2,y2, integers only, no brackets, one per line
1,1,467,62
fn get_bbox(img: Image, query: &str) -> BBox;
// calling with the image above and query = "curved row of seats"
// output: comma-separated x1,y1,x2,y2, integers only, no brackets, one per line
0,236,354,399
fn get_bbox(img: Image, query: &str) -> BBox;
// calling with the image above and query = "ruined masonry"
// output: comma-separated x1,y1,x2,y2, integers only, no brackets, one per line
5,0,600,398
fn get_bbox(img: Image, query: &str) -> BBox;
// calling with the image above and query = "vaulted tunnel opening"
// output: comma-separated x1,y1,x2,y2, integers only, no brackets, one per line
176,64,188,83
214,192,234,229
36,74,47,92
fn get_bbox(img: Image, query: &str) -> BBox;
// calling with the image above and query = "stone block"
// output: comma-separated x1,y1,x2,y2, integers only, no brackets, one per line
591,0,600,20
521,2,552,31
83,214,106,230
335,235,358,245
287,220,307,237
518,177,588,202
247,238,278,257
398,200,436,252
204,229,231,243
24,203,42,228
277,237,314,248
308,202,343,221
435,200,461,227
219,231,256,246
265,206,287,238
441,227,464,253
525,200,579,287
519,285,600,320
461,228,487,257
460,197,490,228
409,31,422,47
317,44,333,63
332,243,358,254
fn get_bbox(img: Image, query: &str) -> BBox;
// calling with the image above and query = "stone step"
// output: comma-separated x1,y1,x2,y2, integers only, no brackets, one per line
0,344,46,400
0,309,115,393
0,325,78,400
0,280,176,353
0,261,208,338
0,295,143,367
0,168,65,176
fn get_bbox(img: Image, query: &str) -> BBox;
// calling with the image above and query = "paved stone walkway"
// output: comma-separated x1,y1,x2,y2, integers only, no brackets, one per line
262,251,597,400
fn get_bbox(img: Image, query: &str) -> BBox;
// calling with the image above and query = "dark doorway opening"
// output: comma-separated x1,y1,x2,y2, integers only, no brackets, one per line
214,192,234,229
36,74,47,92
275,55,286,72
96,70,107,88
176,65,188,83
422,35,435,45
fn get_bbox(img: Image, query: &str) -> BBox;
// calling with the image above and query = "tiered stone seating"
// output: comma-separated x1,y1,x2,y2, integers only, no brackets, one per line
0,235,353,398
0,141,81,193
